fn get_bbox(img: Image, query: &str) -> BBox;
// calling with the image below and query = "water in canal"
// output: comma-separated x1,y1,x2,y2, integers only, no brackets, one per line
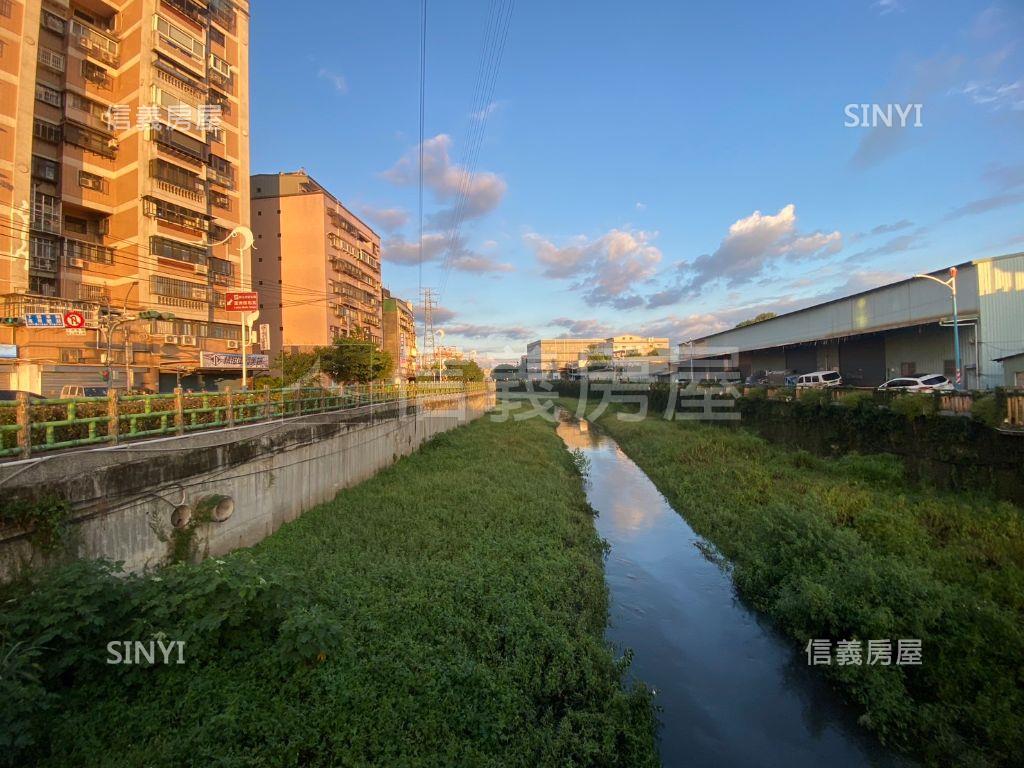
555,413,912,768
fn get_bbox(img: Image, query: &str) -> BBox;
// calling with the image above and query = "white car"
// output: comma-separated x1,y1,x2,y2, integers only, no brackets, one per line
878,374,954,393
795,370,843,389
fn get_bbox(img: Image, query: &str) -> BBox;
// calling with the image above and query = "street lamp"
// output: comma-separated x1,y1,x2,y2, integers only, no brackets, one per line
914,267,962,389
208,226,255,389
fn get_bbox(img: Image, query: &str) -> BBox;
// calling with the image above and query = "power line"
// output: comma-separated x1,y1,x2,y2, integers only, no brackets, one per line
417,0,428,371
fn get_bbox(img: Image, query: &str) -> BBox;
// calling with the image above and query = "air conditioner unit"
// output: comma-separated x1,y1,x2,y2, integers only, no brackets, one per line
164,335,179,344
191,287,207,300
226,339,240,350
180,335,197,346
66,257,85,269
194,264,209,275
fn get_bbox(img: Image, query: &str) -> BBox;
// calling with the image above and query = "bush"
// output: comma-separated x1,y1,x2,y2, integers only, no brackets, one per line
971,394,1003,428
835,390,875,409
889,393,938,419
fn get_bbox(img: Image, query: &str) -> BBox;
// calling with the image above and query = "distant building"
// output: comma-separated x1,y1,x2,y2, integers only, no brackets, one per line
683,253,1024,389
525,335,671,380
381,288,417,379
250,171,382,362
525,338,605,380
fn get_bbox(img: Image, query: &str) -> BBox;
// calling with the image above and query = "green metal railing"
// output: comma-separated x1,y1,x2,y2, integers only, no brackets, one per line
0,382,489,459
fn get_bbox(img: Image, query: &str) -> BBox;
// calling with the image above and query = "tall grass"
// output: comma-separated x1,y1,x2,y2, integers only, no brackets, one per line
566,400,1023,767
0,415,657,768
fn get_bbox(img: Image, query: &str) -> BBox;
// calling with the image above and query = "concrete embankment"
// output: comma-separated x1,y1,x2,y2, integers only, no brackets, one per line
0,388,495,579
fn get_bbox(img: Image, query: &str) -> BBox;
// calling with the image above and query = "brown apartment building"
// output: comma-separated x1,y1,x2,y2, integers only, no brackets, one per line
250,170,384,363
0,0,251,394
381,286,416,379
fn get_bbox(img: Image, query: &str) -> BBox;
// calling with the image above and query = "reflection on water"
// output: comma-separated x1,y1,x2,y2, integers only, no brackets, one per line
555,412,913,768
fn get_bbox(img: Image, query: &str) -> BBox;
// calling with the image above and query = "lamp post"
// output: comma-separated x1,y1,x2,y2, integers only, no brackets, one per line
208,226,255,390
914,267,962,389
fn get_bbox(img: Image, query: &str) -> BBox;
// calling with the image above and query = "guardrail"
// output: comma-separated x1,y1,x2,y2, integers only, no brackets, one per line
0,382,489,459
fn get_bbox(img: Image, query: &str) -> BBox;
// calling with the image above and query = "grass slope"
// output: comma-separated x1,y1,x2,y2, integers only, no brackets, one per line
564,400,1023,768
1,415,657,768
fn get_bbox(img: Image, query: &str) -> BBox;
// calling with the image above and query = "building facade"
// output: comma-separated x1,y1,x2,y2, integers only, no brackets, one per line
0,0,252,395
591,335,669,359
381,287,416,379
525,338,605,380
683,253,1024,389
250,170,382,362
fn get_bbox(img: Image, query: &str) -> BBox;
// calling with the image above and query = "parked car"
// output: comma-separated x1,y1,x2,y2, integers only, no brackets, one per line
878,374,954,393
795,370,843,390
0,389,45,402
59,385,110,399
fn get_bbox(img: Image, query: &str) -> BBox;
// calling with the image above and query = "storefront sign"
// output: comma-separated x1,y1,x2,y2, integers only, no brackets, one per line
0,344,17,359
258,323,270,352
199,351,269,370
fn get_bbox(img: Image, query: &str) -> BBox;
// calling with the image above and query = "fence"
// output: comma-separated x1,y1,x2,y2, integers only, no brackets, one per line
0,381,488,459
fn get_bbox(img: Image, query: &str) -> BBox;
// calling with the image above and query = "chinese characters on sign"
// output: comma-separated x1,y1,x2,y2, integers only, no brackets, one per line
103,103,222,133
225,292,259,312
806,639,922,666
199,352,269,370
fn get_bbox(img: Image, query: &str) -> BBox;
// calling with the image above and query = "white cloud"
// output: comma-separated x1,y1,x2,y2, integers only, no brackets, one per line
873,0,903,15
382,233,512,274
524,227,663,309
361,206,409,233
470,101,503,121
445,322,533,340
957,79,1024,111
680,204,842,293
383,134,507,227
381,233,446,266
317,68,348,94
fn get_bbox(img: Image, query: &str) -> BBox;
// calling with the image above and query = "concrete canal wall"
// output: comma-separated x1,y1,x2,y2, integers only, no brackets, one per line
0,389,495,579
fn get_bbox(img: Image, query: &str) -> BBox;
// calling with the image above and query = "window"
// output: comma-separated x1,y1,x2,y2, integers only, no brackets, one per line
207,154,234,188
64,216,88,235
79,170,108,193
33,119,62,143
60,349,83,363
151,235,208,265
63,122,117,159
154,15,205,61
38,47,66,73
41,10,66,34
209,190,230,210
35,83,63,108
151,274,208,301
921,375,946,386
82,60,112,89
150,158,203,192
822,372,841,382
31,156,59,182
900,362,917,377
143,196,210,231
209,27,225,46
154,127,205,162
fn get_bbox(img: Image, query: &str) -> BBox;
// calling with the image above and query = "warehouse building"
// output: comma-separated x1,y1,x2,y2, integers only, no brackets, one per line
682,253,1024,390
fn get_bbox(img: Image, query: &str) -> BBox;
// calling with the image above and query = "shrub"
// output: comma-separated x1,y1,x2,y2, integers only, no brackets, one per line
971,393,1003,428
889,393,938,419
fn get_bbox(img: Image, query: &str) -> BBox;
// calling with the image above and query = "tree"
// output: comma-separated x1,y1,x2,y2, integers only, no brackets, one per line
278,349,322,386
320,334,393,383
444,359,485,382
734,312,777,329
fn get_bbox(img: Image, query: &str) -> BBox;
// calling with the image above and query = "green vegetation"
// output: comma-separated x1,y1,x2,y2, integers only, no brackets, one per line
0,415,657,768
734,311,777,328
562,399,1023,767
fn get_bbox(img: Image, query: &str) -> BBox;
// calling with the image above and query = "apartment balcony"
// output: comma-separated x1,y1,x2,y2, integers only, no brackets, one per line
29,251,59,273
154,127,207,165
208,0,236,31
143,196,210,233
152,178,206,206
64,98,115,135
206,165,234,190
69,19,121,68
154,16,206,68
64,238,116,266
208,68,233,94
160,0,207,28
154,59,207,103
63,121,118,159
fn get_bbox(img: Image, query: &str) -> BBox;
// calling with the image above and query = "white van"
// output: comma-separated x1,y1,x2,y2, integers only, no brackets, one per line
795,371,843,390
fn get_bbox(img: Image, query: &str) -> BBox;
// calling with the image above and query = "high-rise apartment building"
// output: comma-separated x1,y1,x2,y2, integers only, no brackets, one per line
381,286,417,380
250,170,382,362
0,0,251,394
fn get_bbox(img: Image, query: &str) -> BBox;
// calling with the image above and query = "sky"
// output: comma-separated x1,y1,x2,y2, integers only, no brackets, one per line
249,0,1024,363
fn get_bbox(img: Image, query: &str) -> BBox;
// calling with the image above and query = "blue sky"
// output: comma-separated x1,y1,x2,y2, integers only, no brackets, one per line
250,0,1024,362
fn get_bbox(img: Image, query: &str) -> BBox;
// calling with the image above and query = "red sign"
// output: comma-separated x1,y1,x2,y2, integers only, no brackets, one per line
225,292,258,312
63,310,85,329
